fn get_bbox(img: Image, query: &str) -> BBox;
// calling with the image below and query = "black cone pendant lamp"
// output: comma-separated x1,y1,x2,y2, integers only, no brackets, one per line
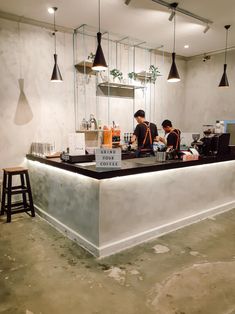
92,0,108,71
219,25,231,88
50,7,63,82
167,7,180,83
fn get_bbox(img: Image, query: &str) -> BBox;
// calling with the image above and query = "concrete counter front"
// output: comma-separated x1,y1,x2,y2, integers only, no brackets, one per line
26,154,235,257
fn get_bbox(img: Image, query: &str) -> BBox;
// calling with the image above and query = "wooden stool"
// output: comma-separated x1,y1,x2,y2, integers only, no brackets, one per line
0,167,35,223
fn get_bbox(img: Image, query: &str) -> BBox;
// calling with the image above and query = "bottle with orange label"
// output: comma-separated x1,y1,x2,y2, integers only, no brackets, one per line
103,126,112,148
112,122,121,147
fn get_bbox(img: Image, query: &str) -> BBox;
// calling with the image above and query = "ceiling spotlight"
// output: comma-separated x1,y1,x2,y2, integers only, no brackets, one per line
48,7,57,14
169,2,178,21
203,24,210,34
184,44,189,49
203,55,211,62
169,10,175,21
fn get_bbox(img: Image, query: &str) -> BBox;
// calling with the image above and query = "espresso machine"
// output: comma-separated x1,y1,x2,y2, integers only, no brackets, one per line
198,132,230,156
191,133,202,150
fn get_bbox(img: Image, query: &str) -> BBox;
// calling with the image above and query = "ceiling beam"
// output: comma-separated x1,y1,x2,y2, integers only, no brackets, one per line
152,0,213,25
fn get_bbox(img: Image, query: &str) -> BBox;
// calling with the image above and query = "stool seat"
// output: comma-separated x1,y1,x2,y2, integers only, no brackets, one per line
1,167,35,222
3,167,28,174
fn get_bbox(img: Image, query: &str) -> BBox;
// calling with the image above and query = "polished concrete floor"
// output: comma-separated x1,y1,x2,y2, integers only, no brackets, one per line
0,209,235,314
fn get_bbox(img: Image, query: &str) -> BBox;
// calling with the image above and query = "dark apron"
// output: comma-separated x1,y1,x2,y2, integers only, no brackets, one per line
135,122,154,158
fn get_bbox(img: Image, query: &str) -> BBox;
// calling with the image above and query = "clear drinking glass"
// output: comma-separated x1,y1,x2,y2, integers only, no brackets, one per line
156,151,166,162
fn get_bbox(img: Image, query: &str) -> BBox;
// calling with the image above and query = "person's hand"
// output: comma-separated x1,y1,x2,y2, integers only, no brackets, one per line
155,136,161,142
158,136,166,143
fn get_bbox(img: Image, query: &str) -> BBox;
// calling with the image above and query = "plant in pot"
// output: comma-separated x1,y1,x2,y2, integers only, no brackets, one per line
128,71,137,84
149,65,161,84
87,52,95,63
110,68,123,83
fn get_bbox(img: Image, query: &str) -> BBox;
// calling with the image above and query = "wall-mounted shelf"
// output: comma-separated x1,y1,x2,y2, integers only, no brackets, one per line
75,61,96,75
136,71,152,82
97,81,146,99
76,130,103,148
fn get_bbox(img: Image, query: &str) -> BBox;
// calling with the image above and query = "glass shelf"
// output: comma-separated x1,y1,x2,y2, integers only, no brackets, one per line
75,61,96,75
98,82,146,90
136,71,152,82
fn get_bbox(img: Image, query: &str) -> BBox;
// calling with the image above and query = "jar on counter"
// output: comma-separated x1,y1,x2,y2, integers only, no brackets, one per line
215,120,221,134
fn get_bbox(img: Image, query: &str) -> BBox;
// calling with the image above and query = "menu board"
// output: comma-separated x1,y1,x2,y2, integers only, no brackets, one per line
95,148,121,169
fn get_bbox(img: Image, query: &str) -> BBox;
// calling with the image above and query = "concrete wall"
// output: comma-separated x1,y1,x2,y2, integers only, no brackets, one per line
184,50,235,133
0,18,75,169
0,17,187,169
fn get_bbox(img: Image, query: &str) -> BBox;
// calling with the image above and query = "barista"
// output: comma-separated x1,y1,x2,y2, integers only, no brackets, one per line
130,109,158,156
158,119,181,151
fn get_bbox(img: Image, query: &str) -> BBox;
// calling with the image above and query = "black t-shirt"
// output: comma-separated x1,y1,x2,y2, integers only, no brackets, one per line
167,129,181,150
134,121,158,149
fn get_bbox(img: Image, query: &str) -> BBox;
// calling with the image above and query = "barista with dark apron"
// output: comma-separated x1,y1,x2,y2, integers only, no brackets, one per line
130,110,158,157
158,119,181,159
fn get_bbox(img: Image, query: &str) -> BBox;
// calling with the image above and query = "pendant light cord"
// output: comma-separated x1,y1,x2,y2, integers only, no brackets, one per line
54,10,57,54
173,9,176,52
98,0,101,32
225,27,228,64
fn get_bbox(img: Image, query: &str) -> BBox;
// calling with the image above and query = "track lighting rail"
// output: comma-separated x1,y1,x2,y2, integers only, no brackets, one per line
152,0,213,25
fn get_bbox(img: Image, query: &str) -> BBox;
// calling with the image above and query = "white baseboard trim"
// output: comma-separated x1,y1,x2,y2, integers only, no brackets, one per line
35,205,99,257
98,201,235,258
35,201,235,258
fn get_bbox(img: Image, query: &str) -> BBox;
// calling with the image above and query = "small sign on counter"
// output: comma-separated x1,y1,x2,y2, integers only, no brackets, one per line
68,133,85,156
95,148,121,169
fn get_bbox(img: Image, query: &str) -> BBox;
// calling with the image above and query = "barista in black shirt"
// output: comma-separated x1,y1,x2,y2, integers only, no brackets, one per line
130,110,158,151
158,119,181,150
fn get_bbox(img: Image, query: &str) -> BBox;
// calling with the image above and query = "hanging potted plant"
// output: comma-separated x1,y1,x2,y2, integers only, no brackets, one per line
149,65,161,84
87,52,95,63
110,68,123,83
128,71,137,85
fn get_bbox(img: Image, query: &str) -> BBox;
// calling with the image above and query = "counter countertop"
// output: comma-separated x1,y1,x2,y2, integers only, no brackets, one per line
26,154,235,180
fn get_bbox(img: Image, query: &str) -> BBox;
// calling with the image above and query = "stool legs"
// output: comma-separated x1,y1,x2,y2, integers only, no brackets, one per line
1,169,35,222
25,171,35,217
20,173,27,210
6,174,12,223
1,171,7,215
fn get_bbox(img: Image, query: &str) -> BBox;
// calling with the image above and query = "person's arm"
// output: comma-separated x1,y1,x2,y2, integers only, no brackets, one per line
156,135,167,145
130,125,139,144
130,134,137,144
153,124,158,141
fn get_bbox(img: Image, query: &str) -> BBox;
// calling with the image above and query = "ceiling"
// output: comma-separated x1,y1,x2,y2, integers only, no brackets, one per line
0,0,234,56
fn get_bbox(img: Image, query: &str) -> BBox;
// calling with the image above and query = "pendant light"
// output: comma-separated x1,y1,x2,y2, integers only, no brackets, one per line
92,0,108,71
219,25,231,88
167,7,180,83
50,7,63,82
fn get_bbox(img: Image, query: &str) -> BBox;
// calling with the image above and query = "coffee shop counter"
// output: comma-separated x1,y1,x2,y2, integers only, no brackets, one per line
25,154,235,257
